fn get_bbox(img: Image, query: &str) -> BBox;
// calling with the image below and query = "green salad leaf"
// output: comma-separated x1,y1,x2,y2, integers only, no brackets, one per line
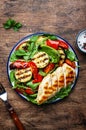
13,82,27,89
26,81,40,90
29,35,39,43
39,69,47,76
10,70,16,82
40,45,60,63
65,49,77,61
24,93,37,104
43,34,57,40
10,53,18,62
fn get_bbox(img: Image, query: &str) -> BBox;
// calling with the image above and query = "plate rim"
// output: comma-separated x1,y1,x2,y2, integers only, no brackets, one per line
7,32,79,104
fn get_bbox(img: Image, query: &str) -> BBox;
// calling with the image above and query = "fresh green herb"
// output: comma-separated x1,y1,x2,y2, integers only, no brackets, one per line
3,18,22,31
26,81,40,90
13,22,22,31
65,49,77,61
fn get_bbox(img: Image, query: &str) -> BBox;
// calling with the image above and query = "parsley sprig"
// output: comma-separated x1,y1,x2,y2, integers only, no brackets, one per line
3,18,22,31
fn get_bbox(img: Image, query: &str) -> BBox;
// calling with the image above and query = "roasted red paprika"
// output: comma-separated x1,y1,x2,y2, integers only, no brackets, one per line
33,73,43,83
25,88,34,95
46,39,59,49
58,40,69,49
46,39,68,50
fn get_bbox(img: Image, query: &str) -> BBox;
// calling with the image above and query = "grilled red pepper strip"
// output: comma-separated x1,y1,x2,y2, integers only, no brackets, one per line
15,88,25,94
27,61,38,79
46,39,68,49
15,88,34,95
10,60,29,69
25,88,34,95
27,62,43,82
43,63,55,73
58,40,69,49
46,39,59,49
65,59,76,68
33,73,43,83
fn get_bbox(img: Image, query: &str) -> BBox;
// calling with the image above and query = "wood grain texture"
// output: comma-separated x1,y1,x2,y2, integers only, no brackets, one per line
0,0,86,130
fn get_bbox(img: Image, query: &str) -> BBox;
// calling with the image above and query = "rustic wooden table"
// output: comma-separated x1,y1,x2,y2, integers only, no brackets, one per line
0,0,86,130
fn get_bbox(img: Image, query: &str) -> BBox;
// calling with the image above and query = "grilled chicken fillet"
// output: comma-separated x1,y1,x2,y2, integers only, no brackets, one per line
62,63,76,87
36,63,76,104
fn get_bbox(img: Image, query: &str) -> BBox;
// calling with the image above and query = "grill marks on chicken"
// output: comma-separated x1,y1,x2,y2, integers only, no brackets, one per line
62,63,75,87
15,67,32,82
36,63,76,104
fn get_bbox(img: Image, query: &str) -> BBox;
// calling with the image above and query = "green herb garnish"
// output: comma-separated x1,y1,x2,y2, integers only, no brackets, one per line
3,18,22,31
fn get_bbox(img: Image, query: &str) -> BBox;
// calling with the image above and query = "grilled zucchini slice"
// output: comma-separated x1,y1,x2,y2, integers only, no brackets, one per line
32,52,49,68
58,48,65,65
15,67,32,82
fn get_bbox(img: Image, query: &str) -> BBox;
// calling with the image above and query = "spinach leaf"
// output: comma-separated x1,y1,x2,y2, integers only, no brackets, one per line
10,53,18,62
13,82,27,89
40,45,60,63
15,49,27,56
26,81,40,90
10,70,15,82
43,34,57,40
65,49,77,61
29,35,39,43
27,42,39,59
24,93,37,104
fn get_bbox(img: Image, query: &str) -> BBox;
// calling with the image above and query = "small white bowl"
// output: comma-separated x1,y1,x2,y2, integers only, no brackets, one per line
76,29,86,53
